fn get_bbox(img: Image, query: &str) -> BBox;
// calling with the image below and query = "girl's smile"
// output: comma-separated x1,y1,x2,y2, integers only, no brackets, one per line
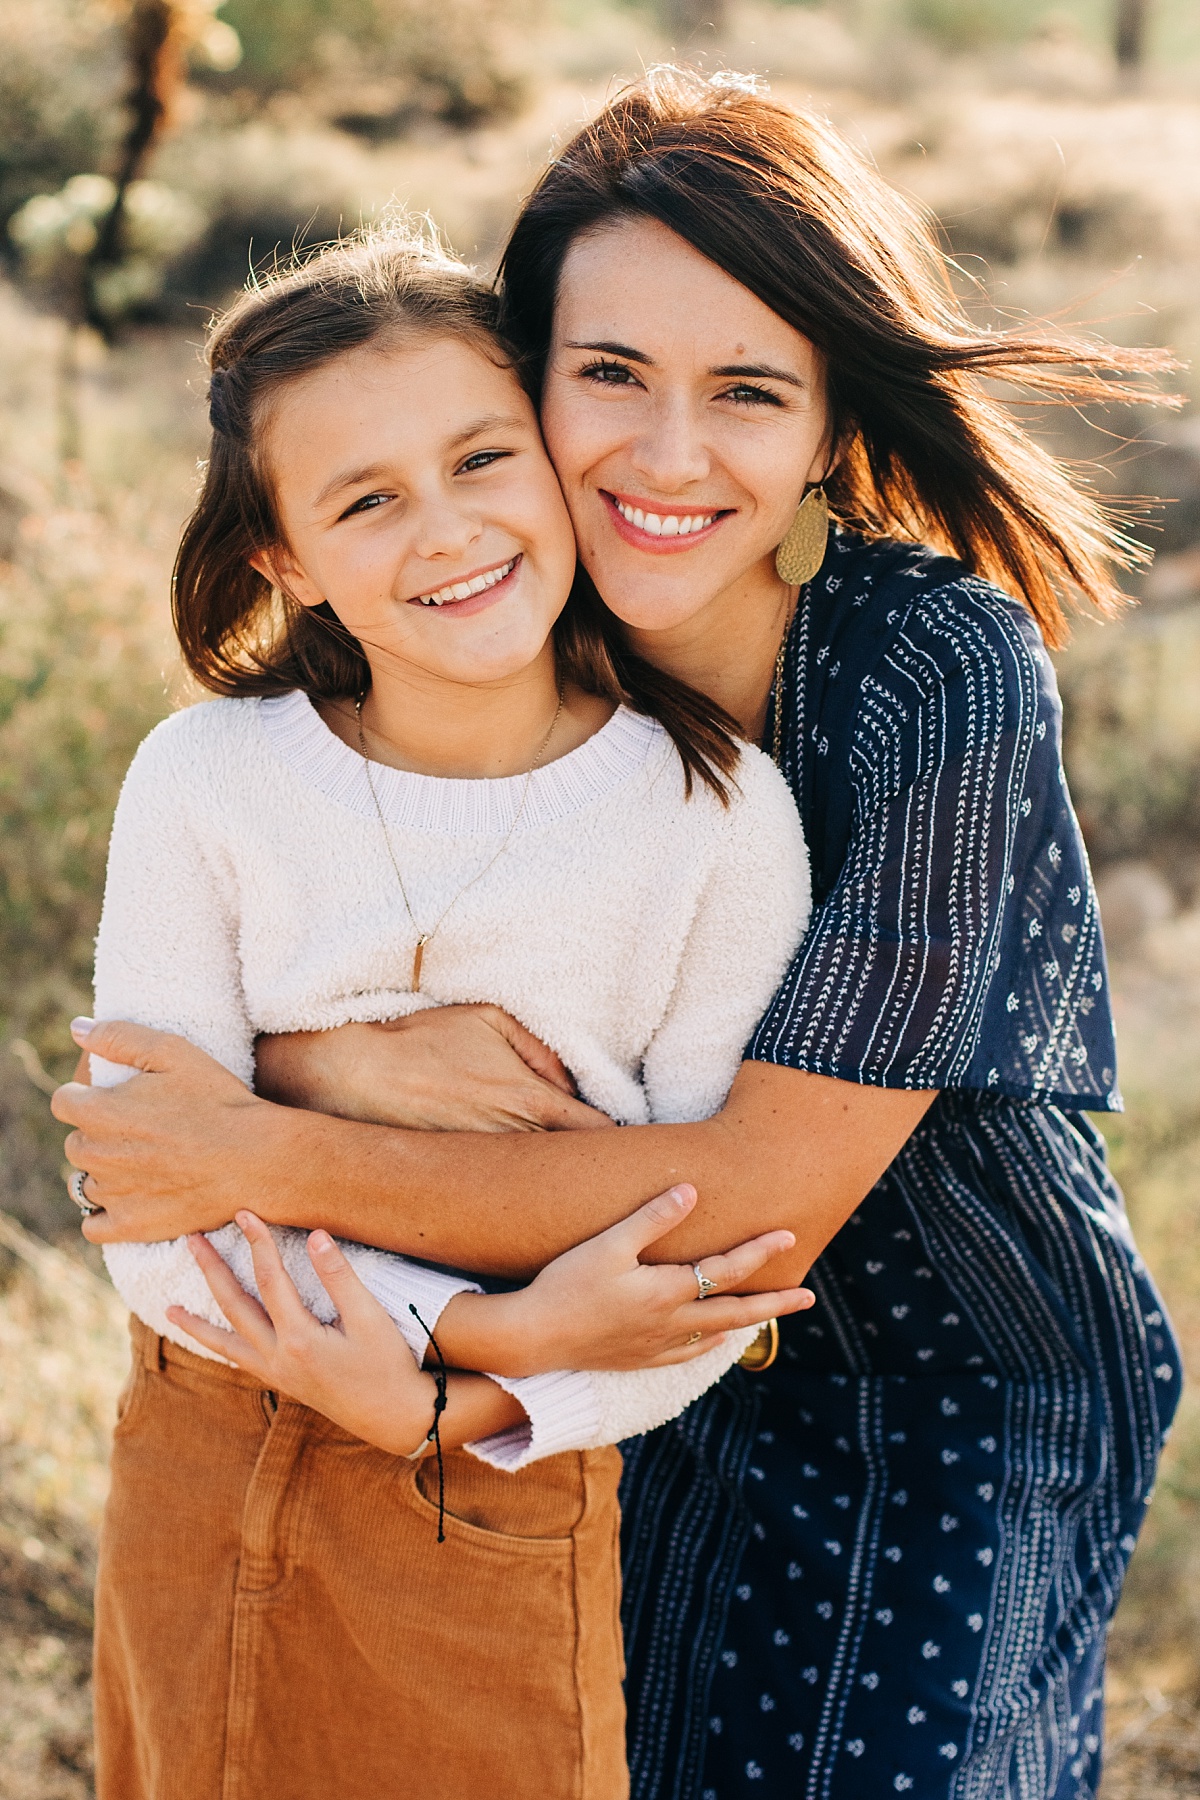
410,552,521,611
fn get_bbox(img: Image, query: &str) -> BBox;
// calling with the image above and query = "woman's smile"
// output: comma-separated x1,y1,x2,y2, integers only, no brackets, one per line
603,491,730,553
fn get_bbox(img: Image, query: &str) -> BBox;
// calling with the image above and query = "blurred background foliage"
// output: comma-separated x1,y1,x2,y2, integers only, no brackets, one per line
1,1,1199,1794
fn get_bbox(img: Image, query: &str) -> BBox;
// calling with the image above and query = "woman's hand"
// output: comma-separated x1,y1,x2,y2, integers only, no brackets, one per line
168,1212,526,1456
255,1005,616,1133
434,1183,815,1378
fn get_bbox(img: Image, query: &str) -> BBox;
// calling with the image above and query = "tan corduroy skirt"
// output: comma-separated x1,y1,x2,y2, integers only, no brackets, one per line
94,1318,628,1800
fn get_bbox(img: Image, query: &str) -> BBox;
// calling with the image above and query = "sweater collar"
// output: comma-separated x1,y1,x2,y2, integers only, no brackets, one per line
256,690,665,835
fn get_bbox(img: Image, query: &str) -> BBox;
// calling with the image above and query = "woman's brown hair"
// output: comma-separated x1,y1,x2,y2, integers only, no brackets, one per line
173,222,741,798
499,67,1178,647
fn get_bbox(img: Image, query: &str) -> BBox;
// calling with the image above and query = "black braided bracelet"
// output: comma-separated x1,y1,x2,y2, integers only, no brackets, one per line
408,1305,449,1543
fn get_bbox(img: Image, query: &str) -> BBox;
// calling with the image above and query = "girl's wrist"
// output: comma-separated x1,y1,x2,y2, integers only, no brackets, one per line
434,1288,559,1380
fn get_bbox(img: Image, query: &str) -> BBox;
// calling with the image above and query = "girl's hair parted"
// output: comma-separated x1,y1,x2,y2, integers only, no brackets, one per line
173,221,742,800
499,66,1181,647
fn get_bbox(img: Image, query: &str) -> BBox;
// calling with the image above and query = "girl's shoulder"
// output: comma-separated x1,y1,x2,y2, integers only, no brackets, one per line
119,694,274,805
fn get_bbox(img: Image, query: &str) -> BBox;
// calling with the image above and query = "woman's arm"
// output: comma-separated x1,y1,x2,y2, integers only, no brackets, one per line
55,1017,934,1291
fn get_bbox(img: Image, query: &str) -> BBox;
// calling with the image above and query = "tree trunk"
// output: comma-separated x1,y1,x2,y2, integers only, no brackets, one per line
1115,0,1149,70
657,0,729,42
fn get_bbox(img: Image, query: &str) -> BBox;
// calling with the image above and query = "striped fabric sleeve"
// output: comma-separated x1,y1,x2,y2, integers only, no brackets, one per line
747,583,1111,1098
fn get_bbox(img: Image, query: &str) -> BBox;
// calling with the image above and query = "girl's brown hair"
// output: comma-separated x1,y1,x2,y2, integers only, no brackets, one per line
173,223,741,798
499,67,1179,647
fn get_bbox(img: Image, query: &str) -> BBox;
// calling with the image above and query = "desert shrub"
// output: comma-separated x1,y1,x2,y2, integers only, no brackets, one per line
0,502,173,1237
0,0,125,234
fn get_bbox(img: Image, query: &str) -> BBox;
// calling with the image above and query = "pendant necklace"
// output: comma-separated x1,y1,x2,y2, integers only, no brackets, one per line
771,603,795,768
355,689,564,993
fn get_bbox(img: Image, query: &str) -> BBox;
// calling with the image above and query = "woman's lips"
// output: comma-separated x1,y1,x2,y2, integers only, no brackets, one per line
407,553,521,617
601,491,729,554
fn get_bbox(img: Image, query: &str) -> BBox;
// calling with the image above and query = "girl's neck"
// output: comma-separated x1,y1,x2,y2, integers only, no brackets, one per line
318,648,613,779
622,556,794,745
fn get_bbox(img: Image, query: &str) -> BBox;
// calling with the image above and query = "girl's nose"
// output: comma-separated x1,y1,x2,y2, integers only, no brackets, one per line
628,394,711,494
411,498,482,564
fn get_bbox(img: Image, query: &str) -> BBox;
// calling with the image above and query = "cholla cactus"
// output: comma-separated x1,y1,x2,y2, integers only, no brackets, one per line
8,171,204,321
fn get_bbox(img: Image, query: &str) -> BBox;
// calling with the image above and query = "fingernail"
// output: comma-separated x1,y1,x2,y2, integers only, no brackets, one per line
235,1210,255,1232
70,1016,94,1041
670,1184,696,1208
780,1230,796,1248
799,1288,816,1308
309,1230,333,1253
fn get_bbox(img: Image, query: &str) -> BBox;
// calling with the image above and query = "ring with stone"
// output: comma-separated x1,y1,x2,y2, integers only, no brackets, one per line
692,1262,718,1300
68,1170,100,1216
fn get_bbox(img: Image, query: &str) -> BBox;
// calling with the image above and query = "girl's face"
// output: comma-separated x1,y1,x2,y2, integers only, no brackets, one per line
256,334,578,691
541,215,831,634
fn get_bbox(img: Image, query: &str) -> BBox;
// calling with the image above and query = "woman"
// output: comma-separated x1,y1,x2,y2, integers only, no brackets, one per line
58,68,1182,1800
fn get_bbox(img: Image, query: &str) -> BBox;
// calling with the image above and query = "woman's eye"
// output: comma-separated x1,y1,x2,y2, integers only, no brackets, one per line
722,383,784,408
579,359,641,387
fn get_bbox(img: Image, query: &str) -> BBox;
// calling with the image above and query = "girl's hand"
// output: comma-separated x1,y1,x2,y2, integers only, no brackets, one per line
435,1185,816,1378
167,1212,525,1456
254,1005,615,1133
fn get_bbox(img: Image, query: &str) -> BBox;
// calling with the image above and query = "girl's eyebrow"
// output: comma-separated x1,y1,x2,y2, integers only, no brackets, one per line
313,413,528,510
565,341,806,389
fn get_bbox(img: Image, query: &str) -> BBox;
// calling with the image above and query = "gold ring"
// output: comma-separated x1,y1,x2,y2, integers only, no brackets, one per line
686,1331,703,1346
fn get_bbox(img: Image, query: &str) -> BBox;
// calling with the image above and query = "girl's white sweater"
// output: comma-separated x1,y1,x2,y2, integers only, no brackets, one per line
94,692,810,1469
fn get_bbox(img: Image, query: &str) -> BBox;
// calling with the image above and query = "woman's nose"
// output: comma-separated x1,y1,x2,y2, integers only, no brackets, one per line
628,394,711,493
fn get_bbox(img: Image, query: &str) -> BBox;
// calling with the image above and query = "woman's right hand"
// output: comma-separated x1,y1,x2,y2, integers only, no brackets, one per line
254,1004,615,1134
434,1185,815,1377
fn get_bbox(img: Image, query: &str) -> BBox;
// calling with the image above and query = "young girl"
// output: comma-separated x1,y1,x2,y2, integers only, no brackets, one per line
88,226,813,1800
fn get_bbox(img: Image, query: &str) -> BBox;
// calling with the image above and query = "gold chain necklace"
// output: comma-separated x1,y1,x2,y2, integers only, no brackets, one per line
771,604,795,767
355,688,564,993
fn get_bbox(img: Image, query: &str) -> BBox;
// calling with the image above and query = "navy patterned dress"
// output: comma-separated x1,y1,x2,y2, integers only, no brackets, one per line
618,533,1182,1800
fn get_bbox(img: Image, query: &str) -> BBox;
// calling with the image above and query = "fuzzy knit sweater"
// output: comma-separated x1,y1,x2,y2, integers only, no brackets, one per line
93,692,810,1469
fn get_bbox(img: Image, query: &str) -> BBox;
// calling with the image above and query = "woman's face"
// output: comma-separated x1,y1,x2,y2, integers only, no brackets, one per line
541,215,831,635
255,334,578,692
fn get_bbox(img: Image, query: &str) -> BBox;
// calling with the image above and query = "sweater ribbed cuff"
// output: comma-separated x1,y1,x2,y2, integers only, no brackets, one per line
351,1252,482,1366
465,1369,603,1472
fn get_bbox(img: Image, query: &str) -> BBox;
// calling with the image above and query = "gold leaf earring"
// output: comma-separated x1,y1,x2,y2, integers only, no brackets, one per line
775,485,829,587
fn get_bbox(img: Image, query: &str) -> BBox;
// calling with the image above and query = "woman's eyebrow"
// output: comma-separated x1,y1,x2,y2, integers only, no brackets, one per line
710,362,807,389
564,340,654,366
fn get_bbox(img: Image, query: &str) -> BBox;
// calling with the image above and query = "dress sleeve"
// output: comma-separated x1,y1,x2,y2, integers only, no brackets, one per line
747,581,1119,1104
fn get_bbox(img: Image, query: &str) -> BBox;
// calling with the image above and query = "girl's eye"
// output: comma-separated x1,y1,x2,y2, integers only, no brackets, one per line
721,383,784,408
578,359,641,387
340,492,391,520
458,449,511,474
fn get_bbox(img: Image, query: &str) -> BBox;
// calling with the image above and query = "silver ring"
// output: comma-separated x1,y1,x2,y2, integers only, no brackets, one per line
68,1170,100,1216
693,1262,718,1300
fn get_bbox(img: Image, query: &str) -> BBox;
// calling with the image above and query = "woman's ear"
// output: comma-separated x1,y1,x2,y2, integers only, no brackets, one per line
249,545,324,610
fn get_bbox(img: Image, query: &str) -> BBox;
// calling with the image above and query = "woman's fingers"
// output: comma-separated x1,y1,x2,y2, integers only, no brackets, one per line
479,1005,578,1096
186,1232,276,1344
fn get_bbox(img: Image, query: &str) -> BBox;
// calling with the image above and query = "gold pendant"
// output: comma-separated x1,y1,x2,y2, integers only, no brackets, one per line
412,933,431,992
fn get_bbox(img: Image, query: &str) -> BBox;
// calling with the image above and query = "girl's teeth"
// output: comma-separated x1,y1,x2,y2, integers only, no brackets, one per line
416,557,516,606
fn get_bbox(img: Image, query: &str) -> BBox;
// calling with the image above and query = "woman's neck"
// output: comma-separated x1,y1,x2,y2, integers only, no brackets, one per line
317,647,613,779
623,558,794,744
